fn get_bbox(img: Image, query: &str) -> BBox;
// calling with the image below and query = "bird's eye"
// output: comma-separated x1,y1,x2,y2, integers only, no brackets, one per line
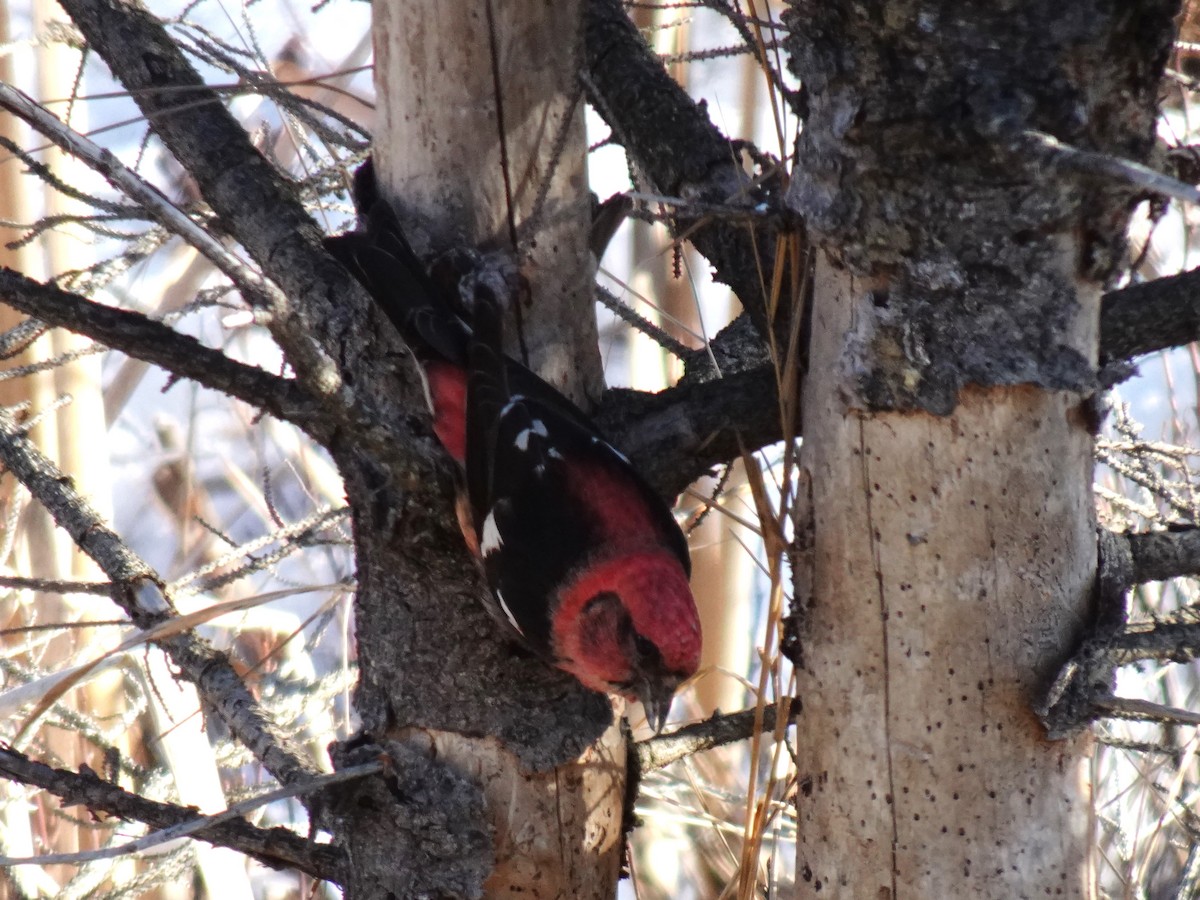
633,633,658,660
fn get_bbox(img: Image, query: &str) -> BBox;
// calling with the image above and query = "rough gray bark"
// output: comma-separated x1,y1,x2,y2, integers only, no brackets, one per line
786,2,1173,415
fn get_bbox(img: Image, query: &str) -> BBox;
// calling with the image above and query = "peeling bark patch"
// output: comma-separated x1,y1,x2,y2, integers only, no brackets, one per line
851,266,1094,414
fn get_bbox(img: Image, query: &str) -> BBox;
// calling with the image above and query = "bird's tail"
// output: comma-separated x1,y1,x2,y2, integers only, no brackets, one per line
323,163,470,365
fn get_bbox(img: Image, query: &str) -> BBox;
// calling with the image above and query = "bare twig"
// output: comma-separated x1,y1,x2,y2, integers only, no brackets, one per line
0,407,321,786
596,284,691,359
635,699,801,773
169,506,350,596
0,82,284,310
1096,445,1197,521
0,409,158,591
169,30,370,149
0,745,349,880
1105,619,1200,665
1017,129,1200,206
0,317,51,359
1094,696,1200,728
0,575,114,596
625,189,776,218
689,0,803,115
0,618,126,636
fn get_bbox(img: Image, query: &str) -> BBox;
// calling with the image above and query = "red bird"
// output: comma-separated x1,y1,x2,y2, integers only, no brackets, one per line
326,184,701,731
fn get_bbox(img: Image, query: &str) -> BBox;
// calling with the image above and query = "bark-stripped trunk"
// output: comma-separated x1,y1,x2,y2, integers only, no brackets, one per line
784,2,1179,894
798,283,1097,893
372,0,602,405
330,3,625,898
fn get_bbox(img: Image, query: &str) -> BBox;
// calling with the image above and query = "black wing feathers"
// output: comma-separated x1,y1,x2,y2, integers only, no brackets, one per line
465,287,692,650
465,286,511,517
325,178,693,630
323,204,471,365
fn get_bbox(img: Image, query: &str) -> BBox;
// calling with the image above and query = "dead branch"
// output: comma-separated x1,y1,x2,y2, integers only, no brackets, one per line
1101,268,1200,372
58,0,364,404
168,506,350,597
1107,620,1200,665
1126,527,1200,584
0,407,321,787
0,745,348,881
1038,528,1200,736
635,699,802,773
1094,696,1200,727
1016,129,1200,207
599,364,784,498
0,82,284,310
583,0,795,342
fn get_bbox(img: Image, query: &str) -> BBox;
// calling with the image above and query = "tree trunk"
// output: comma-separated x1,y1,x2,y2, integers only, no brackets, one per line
798,278,1097,894
372,0,602,405
785,1,1179,894
329,2,626,898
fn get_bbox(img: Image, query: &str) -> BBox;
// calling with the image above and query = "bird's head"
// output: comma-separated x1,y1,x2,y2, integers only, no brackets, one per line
553,550,701,732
